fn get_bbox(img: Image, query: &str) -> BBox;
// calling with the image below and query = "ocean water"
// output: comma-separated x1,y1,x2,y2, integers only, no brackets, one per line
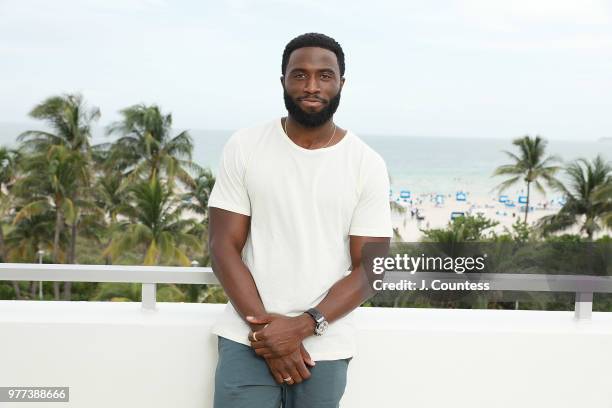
187,129,610,198
1,123,609,199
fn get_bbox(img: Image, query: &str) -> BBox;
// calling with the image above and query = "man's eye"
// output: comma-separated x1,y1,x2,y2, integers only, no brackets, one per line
294,73,306,79
321,74,332,79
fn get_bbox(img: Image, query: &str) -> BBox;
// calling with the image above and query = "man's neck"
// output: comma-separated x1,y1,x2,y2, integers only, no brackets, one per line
283,116,337,150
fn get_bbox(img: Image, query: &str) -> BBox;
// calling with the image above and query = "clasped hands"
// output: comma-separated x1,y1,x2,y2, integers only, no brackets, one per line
246,313,316,385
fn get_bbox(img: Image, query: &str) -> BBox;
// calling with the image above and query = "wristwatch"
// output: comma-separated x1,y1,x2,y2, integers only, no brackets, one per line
304,308,329,336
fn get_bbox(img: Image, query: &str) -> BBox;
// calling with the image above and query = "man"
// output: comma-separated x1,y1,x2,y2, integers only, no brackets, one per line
208,32,392,408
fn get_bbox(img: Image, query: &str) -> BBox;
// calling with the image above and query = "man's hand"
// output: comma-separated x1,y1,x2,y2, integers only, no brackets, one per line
264,344,315,385
247,313,315,359
246,312,284,335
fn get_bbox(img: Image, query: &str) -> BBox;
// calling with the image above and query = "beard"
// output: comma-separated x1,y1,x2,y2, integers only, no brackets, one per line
283,87,342,128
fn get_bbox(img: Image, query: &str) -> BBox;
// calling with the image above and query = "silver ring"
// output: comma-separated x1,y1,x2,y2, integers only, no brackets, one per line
253,332,258,342
283,377,293,382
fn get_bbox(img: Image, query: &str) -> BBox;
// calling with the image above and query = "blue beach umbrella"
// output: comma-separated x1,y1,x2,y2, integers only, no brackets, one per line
498,195,508,203
400,190,411,202
450,211,465,220
518,195,528,204
455,191,467,201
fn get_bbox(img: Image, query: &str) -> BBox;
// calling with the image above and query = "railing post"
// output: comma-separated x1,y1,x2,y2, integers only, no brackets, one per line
141,283,157,310
574,292,593,320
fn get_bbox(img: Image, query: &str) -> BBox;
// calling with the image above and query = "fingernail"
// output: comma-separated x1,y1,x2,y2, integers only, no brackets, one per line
246,316,253,320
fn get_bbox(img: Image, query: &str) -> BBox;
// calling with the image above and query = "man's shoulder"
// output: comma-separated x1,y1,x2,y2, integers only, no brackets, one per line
345,130,387,169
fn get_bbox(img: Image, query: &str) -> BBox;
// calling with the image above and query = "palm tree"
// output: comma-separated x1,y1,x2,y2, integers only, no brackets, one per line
103,176,202,266
492,135,562,223
176,168,216,301
594,182,612,230
0,147,23,297
13,147,86,298
178,168,215,220
105,104,203,190
18,94,99,154
16,93,100,299
178,167,215,254
5,212,57,298
536,155,612,240
93,169,131,264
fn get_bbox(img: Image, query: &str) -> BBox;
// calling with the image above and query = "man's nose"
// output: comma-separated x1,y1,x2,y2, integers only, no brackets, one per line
304,76,320,93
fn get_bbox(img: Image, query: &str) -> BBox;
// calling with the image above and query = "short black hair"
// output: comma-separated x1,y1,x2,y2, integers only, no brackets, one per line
282,33,345,77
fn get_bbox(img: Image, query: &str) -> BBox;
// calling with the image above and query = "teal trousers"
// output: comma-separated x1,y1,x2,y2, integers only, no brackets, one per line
213,336,351,408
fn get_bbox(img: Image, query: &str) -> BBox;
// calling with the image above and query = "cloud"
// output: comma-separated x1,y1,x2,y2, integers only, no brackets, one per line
460,0,611,27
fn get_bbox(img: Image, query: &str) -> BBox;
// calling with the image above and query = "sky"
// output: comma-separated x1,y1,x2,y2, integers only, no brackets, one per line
1,0,611,140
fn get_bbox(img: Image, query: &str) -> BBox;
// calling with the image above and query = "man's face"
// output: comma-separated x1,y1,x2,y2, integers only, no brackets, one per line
282,47,345,128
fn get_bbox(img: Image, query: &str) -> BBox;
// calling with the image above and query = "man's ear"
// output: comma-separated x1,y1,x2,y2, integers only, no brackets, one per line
340,77,346,88
280,75,285,86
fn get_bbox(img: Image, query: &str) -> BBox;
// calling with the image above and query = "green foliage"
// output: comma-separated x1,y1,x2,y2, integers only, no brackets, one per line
103,176,202,266
491,135,562,223
496,219,534,243
1,93,611,314
536,155,612,240
421,214,499,243
0,94,213,302
105,104,204,190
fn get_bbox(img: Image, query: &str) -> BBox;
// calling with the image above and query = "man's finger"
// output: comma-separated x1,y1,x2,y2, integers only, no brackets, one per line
250,340,267,349
271,371,284,384
300,344,316,367
265,361,284,384
295,358,311,381
247,329,266,343
279,368,294,385
246,315,272,324
287,364,302,384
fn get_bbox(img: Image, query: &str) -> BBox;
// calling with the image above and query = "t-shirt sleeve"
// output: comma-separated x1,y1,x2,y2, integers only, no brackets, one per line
349,154,393,237
208,133,251,216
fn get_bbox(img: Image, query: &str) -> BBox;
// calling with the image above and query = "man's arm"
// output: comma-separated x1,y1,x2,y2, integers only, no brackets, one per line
311,235,390,323
209,206,314,384
248,235,390,357
208,207,267,324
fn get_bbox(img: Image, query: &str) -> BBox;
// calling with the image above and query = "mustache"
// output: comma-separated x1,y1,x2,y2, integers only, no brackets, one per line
297,95,328,103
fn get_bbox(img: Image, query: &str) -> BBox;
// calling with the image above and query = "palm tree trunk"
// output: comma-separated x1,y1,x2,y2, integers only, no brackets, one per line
0,225,23,299
62,221,77,300
53,204,63,300
12,281,22,299
105,217,115,265
524,181,531,223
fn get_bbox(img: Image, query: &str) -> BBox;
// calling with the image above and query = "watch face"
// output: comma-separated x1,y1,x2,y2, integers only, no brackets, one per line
315,320,329,335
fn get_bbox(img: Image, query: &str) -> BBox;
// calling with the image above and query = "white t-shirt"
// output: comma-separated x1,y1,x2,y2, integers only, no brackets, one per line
208,117,392,361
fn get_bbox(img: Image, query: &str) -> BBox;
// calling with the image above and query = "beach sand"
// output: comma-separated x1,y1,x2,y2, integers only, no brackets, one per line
390,191,582,241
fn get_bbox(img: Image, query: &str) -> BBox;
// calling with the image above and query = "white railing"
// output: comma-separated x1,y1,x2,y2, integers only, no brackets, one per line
1,263,612,319
2,263,612,407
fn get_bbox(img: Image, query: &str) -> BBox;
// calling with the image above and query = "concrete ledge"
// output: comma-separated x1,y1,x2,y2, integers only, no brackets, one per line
2,301,612,407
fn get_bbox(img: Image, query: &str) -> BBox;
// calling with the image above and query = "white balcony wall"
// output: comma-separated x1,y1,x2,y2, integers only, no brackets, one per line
1,301,612,408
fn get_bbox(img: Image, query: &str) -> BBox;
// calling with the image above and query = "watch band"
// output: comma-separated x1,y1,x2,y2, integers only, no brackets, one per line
305,308,325,324
305,308,328,336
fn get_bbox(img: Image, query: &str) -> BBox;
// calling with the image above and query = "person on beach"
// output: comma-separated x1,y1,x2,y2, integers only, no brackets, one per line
207,32,392,407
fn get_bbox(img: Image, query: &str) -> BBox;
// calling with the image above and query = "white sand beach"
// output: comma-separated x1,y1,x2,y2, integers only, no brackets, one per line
390,191,581,241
